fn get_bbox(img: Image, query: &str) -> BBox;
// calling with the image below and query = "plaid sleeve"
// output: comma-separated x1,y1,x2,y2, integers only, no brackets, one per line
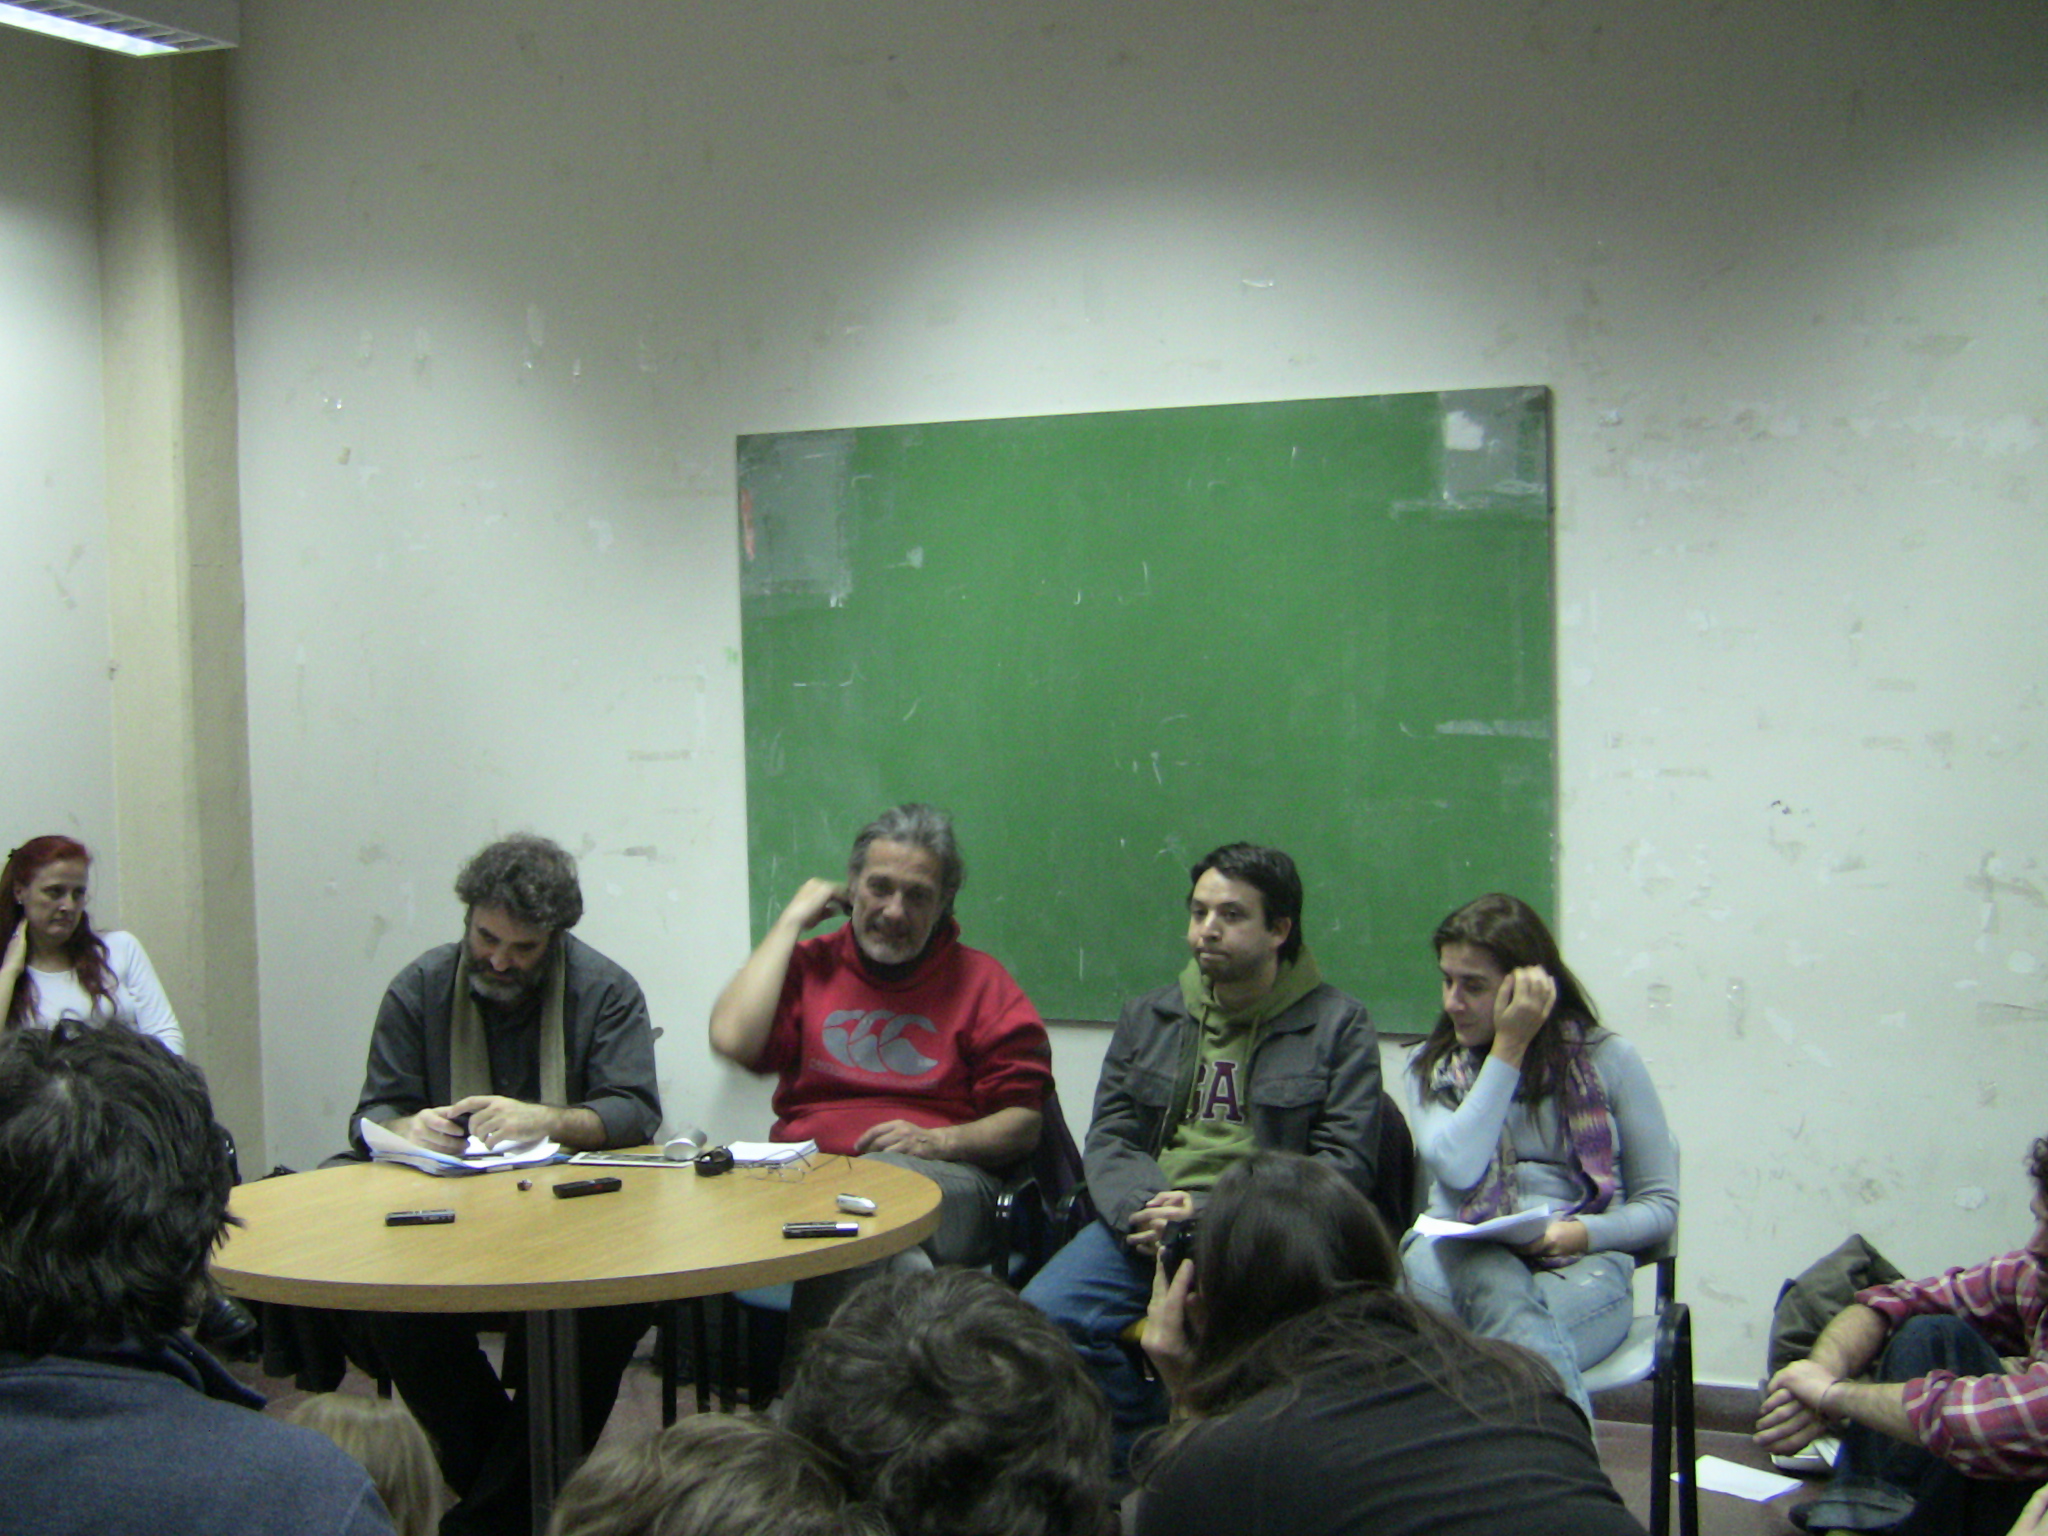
1857,1255,2034,1357
1858,1253,2048,1477
1905,1361,2048,1478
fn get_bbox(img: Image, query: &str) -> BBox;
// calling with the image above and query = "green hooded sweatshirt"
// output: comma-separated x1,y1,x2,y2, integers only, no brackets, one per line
1156,948,1323,1194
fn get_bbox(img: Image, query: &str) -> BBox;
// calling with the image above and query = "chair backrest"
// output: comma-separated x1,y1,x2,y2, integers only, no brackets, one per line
1370,1094,1418,1237
1029,1085,1084,1209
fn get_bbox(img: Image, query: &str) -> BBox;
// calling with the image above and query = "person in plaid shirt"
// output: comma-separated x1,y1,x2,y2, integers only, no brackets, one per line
1756,1134,2048,1535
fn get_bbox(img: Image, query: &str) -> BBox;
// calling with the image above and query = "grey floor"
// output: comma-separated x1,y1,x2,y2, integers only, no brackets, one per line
1592,1381,1814,1536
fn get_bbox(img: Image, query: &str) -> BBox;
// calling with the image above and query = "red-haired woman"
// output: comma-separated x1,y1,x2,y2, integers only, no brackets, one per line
2,836,183,1054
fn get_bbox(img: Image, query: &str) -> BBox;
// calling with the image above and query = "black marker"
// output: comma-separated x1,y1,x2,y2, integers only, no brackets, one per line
386,1209,456,1226
782,1221,859,1239
552,1176,623,1199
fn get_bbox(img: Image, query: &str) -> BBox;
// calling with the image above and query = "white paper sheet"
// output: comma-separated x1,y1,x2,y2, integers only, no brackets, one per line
1688,1455,1805,1502
1411,1205,1553,1245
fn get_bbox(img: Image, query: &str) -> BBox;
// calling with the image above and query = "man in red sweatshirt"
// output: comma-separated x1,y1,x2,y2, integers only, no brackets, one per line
710,802,1052,1276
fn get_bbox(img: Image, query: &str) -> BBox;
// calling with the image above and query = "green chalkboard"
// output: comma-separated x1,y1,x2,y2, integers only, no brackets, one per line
737,388,1555,1034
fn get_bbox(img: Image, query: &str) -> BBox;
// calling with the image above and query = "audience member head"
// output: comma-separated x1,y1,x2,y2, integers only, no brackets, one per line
2026,1135,2048,1269
1171,1151,1555,1425
848,803,965,908
783,1268,1110,1536
1187,844,1303,963
1185,1150,1397,1376
289,1393,443,1536
545,1415,881,1536
3,834,112,1026
0,1023,230,1355
454,834,584,933
1414,892,1601,1104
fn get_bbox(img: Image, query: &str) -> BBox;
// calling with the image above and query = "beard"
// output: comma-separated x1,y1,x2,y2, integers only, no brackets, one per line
858,924,922,966
469,956,548,1004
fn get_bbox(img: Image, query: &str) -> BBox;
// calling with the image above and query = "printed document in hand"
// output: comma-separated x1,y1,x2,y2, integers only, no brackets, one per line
358,1116,560,1176
1412,1205,1553,1245
728,1139,819,1167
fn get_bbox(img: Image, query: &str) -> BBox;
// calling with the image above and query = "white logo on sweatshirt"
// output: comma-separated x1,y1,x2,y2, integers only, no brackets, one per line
820,1009,941,1079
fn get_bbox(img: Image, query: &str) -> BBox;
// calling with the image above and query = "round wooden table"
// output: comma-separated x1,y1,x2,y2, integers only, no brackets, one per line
214,1153,939,1531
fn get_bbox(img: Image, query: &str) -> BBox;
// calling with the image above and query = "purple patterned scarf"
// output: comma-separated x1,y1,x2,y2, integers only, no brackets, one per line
1429,1018,1618,1269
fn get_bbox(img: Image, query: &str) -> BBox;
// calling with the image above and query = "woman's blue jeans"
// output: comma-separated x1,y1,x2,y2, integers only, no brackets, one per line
1400,1228,1635,1422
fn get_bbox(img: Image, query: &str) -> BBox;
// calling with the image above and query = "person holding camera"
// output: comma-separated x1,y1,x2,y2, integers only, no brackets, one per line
1133,1151,1644,1534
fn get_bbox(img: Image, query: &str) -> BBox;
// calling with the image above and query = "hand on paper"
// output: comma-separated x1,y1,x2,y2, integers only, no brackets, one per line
448,1094,555,1149
1516,1217,1590,1260
394,1105,470,1155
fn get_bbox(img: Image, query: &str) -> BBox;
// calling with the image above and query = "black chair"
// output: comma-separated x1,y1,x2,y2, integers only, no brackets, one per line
1369,1095,1417,1237
990,1086,1084,1289
1583,1239,1696,1536
1580,1138,1694,1536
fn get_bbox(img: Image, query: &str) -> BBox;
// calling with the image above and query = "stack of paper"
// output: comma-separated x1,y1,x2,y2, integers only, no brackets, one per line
565,1150,683,1168
359,1116,560,1176
728,1139,818,1167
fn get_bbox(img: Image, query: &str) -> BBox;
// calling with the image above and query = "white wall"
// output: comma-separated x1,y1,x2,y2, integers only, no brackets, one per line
0,30,120,911
225,0,2048,1383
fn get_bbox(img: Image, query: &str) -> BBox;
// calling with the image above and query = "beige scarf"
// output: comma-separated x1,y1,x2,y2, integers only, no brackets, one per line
448,940,568,1108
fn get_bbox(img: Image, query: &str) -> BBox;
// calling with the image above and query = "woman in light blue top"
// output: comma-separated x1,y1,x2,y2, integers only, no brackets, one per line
1402,893,1677,1421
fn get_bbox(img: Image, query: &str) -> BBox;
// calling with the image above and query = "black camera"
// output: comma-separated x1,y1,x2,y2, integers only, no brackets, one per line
1159,1220,1198,1283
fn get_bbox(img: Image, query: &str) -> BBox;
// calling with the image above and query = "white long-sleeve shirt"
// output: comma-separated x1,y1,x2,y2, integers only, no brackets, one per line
20,930,184,1055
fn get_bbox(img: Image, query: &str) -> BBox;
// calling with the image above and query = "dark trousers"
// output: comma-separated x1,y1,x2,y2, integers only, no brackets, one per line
365,1304,651,1536
1838,1315,2042,1536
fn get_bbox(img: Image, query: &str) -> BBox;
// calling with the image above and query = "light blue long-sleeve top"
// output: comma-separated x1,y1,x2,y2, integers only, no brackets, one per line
1407,1030,1678,1256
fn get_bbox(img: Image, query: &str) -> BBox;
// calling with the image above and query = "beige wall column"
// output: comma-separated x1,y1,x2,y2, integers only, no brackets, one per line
93,51,263,1158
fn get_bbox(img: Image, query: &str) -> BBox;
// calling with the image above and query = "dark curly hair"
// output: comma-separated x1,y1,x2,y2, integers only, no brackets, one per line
0,1023,233,1354
454,834,583,931
783,1269,1109,1536
547,1414,884,1536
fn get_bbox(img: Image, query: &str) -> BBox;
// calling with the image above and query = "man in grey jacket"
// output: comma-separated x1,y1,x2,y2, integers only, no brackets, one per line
1022,843,1381,1468
349,833,662,1536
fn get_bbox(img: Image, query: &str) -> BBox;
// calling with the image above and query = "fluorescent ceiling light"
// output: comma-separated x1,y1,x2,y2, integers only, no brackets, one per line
0,0,236,55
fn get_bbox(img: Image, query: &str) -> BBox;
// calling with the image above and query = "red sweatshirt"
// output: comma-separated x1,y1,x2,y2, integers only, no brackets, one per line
760,918,1051,1155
